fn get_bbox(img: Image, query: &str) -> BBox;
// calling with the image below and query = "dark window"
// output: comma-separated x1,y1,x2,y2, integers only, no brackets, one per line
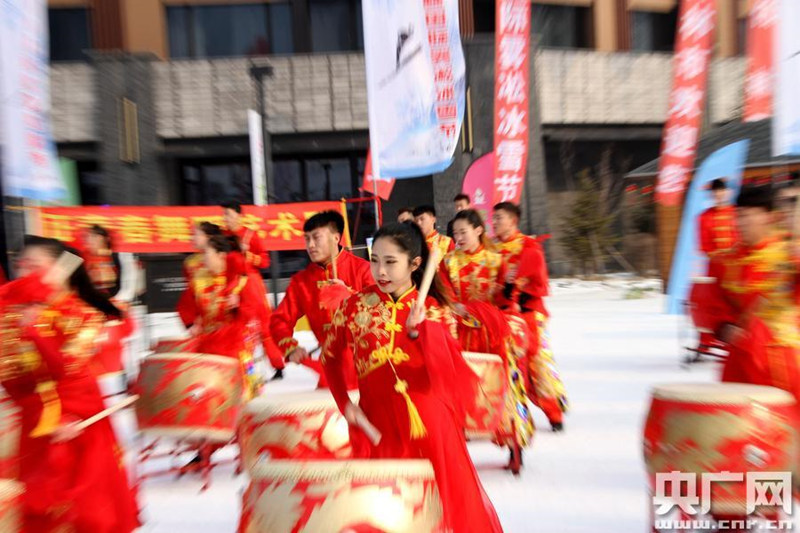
179,159,254,205
473,0,495,34
532,4,593,49
631,9,678,52
167,3,293,58
309,0,363,52
737,17,747,56
48,8,91,61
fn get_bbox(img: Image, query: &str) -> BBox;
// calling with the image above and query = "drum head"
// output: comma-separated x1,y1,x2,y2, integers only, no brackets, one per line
244,391,358,415
651,383,796,406
142,352,240,367
250,459,435,482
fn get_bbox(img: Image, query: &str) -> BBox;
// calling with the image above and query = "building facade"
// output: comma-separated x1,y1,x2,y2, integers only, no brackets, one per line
47,0,750,273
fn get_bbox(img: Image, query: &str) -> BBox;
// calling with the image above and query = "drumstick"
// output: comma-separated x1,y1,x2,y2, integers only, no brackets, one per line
330,233,340,280
74,395,139,432
42,252,84,286
352,408,382,446
416,246,441,307
407,246,441,339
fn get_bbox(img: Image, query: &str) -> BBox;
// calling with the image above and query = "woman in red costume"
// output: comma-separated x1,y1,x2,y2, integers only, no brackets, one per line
441,209,535,467
320,222,503,533
0,236,139,532
176,234,263,397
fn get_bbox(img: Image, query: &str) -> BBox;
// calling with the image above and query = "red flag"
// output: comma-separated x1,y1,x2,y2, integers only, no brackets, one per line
654,0,717,207
360,150,395,200
743,0,775,122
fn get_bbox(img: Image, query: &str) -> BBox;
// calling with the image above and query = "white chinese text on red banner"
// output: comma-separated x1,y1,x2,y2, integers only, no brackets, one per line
743,0,776,122
492,0,531,206
654,0,716,207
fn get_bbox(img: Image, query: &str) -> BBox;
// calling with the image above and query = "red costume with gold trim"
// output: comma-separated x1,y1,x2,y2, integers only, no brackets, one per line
495,231,567,426
84,250,121,297
224,227,285,371
176,269,262,396
270,250,372,389
708,234,800,402
322,285,503,533
424,230,455,258
699,205,738,256
440,246,535,447
0,281,139,532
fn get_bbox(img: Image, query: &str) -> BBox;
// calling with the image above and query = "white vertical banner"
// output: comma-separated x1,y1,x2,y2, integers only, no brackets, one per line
0,0,65,201
773,0,800,156
361,0,465,179
248,109,267,205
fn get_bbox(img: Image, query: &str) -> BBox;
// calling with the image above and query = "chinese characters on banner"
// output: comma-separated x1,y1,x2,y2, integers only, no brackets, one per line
38,202,342,254
743,0,776,122
360,150,396,200
492,0,531,205
361,0,465,178
654,0,716,207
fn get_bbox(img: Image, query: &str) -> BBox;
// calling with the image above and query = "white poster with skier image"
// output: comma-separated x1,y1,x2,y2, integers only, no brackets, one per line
362,0,465,179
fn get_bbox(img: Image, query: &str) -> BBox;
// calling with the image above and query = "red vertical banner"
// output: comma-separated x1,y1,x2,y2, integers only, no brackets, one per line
492,0,531,206
654,0,717,207
743,0,775,122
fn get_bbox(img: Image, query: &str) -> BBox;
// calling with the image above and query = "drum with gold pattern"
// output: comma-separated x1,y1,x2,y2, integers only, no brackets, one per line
643,383,800,516
135,353,244,443
0,395,19,479
151,337,198,354
239,391,354,473
462,352,506,438
240,460,442,533
0,480,22,533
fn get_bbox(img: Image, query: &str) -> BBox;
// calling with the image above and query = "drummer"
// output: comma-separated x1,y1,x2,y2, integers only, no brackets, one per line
272,210,373,389
709,185,800,403
698,178,738,258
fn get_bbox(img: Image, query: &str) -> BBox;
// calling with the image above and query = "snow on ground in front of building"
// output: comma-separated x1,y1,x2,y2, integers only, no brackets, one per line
114,280,771,532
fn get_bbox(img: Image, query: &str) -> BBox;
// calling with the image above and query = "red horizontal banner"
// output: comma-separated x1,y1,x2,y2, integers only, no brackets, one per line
38,202,342,253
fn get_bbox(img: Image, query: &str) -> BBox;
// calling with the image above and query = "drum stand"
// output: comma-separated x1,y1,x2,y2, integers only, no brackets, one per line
134,434,240,492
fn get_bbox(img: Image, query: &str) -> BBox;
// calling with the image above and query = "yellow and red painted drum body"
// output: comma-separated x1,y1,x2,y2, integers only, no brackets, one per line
688,277,730,335
0,394,19,479
151,337,198,354
643,383,800,515
240,460,443,533
238,392,354,472
0,480,22,533
462,352,507,438
135,353,244,443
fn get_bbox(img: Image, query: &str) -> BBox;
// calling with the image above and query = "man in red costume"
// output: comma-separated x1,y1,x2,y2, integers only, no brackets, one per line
695,178,739,354
221,200,286,380
413,205,454,258
699,178,738,256
709,185,800,403
492,201,568,431
271,210,373,389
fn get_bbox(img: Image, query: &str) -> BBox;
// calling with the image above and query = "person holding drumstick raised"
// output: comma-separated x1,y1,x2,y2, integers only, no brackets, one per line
0,236,139,532
318,222,503,533
272,210,373,389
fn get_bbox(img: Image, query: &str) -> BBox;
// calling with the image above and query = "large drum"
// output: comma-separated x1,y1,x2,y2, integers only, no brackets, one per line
462,352,506,438
239,391,354,472
0,480,22,533
643,383,800,516
240,460,442,533
135,353,244,443
0,395,19,479
688,277,730,334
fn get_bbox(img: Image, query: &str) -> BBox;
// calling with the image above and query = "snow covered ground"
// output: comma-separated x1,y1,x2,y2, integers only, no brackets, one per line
118,280,732,532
